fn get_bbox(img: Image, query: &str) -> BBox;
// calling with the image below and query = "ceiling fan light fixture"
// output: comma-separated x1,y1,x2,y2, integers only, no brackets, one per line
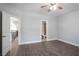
50,6,53,10
40,3,63,13
49,4,57,11
53,5,57,10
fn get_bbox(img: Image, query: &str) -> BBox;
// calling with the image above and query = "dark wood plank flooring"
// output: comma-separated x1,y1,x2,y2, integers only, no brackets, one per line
6,40,79,56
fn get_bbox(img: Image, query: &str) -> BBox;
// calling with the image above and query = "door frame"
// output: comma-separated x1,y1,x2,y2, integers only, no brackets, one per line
10,16,21,50
40,20,48,42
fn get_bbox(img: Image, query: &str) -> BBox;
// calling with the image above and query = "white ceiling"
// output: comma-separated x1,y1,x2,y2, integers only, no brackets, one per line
58,3,79,15
0,3,79,16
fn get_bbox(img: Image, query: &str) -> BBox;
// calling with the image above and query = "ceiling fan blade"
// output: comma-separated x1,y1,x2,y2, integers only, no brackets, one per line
55,3,63,12
50,3,56,6
41,5,47,8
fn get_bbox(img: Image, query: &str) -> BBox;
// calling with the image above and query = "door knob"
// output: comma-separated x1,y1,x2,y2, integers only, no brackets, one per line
2,36,6,37
0,35,7,38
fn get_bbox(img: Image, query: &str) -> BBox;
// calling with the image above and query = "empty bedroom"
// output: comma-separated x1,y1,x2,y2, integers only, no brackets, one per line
0,3,79,56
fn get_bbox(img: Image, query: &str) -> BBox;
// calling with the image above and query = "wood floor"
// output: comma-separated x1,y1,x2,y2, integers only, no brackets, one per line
6,40,79,56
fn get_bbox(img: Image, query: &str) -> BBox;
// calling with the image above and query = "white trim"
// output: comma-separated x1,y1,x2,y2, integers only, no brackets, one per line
18,17,21,45
58,39,79,47
19,38,79,47
19,38,57,45
47,38,57,41
19,40,41,45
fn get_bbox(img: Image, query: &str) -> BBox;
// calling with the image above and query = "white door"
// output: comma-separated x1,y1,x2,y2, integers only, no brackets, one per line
2,11,10,56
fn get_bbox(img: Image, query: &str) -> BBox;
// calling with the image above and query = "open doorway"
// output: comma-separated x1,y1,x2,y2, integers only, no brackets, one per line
10,17,20,55
40,20,48,42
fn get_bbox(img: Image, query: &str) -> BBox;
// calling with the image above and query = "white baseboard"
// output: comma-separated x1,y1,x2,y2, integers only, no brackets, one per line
19,40,41,45
58,39,79,47
19,38,79,47
19,38,57,45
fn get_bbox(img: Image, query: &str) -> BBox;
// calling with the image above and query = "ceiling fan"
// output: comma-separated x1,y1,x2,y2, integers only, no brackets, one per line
41,3,63,12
